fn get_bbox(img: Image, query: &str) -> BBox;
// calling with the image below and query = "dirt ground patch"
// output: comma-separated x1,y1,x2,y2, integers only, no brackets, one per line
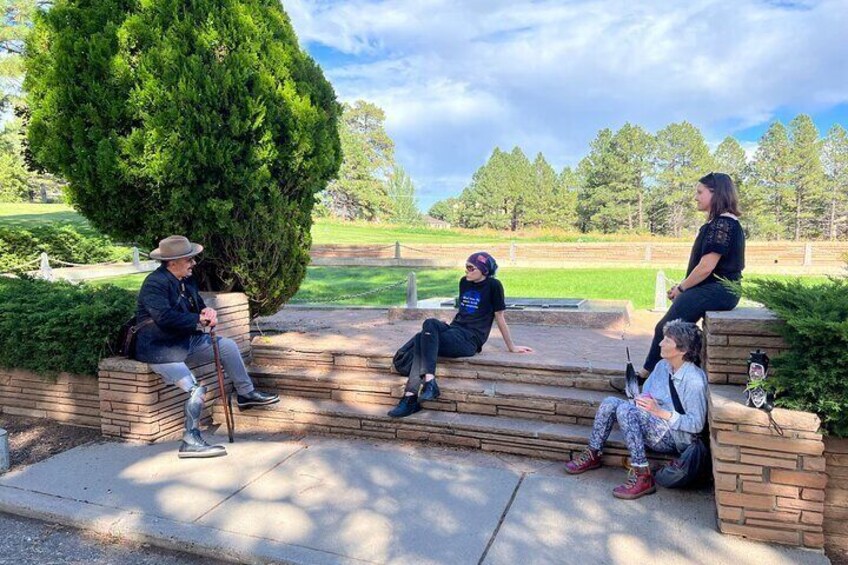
830,547,848,565
0,414,106,471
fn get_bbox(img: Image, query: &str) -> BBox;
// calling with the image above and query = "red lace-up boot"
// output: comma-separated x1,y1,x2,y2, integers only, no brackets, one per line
613,465,656,499
564,448,602,474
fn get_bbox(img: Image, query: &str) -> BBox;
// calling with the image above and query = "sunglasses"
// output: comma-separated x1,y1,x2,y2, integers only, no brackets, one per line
465,264,478,272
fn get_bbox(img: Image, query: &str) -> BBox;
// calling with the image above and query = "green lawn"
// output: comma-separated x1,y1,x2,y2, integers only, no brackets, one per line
1,203,681,244
291,266,688,309
0,203,100,235
89,267,829,311
4,204,833,309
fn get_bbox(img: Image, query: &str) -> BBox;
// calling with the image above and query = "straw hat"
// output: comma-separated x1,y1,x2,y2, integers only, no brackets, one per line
149,235,204,261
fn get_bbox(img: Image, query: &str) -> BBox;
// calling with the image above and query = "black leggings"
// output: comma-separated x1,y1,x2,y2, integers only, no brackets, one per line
643,282,739,372
404,318,479,394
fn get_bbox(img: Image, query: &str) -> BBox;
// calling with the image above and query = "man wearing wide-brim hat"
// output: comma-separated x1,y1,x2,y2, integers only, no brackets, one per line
136,235,279,458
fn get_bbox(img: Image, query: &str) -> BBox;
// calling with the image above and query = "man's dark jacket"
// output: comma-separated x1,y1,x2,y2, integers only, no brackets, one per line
135,265,207,364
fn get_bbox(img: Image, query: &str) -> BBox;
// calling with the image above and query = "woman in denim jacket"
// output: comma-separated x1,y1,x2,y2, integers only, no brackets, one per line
565,320,707,499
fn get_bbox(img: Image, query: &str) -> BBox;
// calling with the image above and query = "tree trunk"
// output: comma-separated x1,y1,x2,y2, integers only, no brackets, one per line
795,192,802,241
830,199,837,241
637,192,644,230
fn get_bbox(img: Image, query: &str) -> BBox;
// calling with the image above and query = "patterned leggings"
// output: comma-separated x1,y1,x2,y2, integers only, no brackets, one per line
588,397,677,467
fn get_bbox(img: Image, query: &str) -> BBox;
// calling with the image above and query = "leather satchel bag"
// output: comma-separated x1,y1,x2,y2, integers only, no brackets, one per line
117,317,154,358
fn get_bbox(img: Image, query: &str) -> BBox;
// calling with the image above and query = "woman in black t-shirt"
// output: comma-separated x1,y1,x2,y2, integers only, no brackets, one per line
388,252,534,418
640,172,745,377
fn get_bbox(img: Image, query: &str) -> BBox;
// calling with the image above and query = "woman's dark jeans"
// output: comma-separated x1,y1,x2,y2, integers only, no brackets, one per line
643,282,739,372
404,318,479,395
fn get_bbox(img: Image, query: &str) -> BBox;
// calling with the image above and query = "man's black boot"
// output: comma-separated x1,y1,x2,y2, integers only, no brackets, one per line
419,378,440,401
178,429,227,459
388,395,421,418
237,389,280,409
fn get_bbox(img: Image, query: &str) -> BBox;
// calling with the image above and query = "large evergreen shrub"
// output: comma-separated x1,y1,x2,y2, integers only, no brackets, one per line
0,277,137,376
740,277,848,436
24,0,341,315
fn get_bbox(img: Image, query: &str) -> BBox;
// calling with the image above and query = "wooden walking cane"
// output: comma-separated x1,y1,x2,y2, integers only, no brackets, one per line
210,326,235,443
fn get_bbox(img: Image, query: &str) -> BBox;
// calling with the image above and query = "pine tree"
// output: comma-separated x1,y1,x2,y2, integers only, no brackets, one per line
713,137,760,233
576,128,615,232
24,0,341,314
750,122,793,239
504,147,533,231
321,100,395,220
0,117,28,201
576,124,654,233
386,165,420,224
0,0,41,107
822,124,848,240
459,147,507,229
788,115,827,240
609,123,654,231
713,137,748,190
651,122,715,236
459,146,532,231
552,166,579,229
524,152,558,228
427,197,462,226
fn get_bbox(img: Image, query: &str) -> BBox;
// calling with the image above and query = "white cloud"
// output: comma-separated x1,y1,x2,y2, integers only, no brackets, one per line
284,0,848,208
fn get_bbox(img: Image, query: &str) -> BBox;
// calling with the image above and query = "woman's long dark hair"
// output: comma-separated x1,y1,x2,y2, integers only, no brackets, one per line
699,172,741,220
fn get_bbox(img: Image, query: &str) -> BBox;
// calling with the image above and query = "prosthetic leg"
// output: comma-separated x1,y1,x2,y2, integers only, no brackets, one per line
178,384,227,459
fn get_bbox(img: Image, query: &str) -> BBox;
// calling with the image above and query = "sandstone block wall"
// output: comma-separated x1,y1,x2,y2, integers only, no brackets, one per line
704,309,789,385
825,437,848,554
709,384,826,548
0,370,100,428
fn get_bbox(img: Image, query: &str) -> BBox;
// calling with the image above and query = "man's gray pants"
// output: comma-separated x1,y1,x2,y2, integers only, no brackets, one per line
149,333,255,395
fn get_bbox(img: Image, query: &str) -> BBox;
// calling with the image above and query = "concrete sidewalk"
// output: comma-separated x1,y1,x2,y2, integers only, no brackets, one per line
0,434,829,565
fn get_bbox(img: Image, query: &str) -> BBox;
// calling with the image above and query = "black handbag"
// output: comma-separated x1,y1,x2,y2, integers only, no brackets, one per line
654,375,712,488
655,435,711,489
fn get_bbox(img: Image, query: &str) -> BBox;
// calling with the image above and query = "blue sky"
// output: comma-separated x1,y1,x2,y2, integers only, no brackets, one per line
285,0,848,210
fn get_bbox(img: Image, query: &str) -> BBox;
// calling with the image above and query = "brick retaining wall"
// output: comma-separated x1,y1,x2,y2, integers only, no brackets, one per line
825,437,848,555
709,384,826,548
0,370,100,428
97,292,251,443
704,309,789,385
704,307,848,554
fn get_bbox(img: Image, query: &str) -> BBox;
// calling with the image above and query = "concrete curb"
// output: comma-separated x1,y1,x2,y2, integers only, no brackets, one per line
0,484,365,565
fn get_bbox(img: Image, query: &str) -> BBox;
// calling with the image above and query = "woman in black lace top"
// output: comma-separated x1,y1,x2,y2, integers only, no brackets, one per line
640,172,745,376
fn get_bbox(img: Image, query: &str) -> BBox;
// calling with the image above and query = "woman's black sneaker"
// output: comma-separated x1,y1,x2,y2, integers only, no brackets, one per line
419,379,441,401
388,395,421,418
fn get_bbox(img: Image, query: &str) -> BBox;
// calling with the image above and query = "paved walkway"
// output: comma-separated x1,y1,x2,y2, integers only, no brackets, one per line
0,434,829,564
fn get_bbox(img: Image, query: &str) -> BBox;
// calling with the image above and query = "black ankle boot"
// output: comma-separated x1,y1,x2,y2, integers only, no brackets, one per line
388,395,421,418
419,378,440,401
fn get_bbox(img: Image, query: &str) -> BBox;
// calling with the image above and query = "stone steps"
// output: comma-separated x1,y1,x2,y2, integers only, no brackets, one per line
214,397,673,467
248,365,612,425
235,337,662,467
251,344,624,392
